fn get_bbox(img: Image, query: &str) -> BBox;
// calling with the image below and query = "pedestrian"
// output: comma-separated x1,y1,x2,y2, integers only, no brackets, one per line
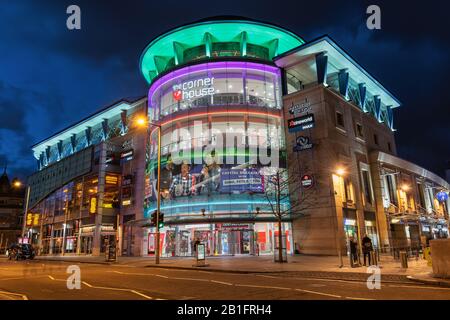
349,237,358,266
193,238,200,257
362,234,374,266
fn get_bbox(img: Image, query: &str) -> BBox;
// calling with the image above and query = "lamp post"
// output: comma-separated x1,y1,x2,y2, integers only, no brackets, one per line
21,184,31,243
137,116,162,264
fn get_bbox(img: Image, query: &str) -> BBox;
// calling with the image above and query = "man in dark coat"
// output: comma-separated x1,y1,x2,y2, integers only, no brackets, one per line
362,234,374,266
349,237,358,266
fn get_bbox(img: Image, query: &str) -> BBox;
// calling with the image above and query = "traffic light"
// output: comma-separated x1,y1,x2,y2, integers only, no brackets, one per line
150,210,157,226
158,213,164,229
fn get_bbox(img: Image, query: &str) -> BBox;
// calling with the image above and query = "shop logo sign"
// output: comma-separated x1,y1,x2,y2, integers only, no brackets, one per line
288,114,315,133
173,89,182,101
289,100,311,115
436,191,449,202
301,174,314,189
173,77,215,101
293,136,313,152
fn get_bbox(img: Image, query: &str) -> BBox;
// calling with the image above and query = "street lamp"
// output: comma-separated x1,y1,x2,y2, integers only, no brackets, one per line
136,115,162,264
400,184,410,192
335,166,346,177
12,180,22,188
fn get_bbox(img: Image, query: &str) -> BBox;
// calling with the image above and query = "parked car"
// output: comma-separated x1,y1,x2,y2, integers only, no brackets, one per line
6,243,35,260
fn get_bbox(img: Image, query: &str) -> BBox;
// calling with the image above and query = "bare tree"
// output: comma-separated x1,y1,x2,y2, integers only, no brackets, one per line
260,165,317,263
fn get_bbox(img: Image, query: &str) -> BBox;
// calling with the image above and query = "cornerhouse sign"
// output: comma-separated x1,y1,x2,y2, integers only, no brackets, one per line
288,114,315,133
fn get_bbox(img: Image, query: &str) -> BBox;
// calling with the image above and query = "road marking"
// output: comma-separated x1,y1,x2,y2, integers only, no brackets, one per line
345,296,375,300
235,284,292,290
386,284,450,291
81,281,153,300
0,290,28,300
295,288,342,298
131,290,153,300
171,277,210,282
210,280,233,286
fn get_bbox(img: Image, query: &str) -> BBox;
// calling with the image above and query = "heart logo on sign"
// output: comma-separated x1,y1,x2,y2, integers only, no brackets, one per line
173,90,182,101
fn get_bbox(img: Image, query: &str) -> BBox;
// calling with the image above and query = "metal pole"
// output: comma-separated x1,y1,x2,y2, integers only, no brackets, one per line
116,213,120,262
62,192,69,255
21,186,31,240
155,125,162,264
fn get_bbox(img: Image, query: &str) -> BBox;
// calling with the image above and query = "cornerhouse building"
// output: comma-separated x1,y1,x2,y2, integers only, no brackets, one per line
24,16,449,257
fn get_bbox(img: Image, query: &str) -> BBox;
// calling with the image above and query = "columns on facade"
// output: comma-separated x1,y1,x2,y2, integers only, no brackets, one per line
369,159,391,250
70,134,77,154
85,127,92,147
56,140,63,160
338,69,349,100
101,119,109,141
374,96,382,122
315,52,328,86
92,145,106,256
358,83,367,112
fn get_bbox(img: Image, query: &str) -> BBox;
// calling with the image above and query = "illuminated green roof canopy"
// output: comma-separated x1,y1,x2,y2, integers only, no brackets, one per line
140,17,304,84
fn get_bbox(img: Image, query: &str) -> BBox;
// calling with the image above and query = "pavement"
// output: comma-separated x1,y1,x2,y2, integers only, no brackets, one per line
27,253,449,286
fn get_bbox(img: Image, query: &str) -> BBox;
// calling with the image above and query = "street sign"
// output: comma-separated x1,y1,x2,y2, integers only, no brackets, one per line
301,174,314,189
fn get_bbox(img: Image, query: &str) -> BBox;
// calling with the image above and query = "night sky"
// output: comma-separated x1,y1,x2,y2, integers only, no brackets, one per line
1,0,449,181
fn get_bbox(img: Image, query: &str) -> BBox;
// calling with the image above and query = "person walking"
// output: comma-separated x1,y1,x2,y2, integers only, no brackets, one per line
362,234,374,266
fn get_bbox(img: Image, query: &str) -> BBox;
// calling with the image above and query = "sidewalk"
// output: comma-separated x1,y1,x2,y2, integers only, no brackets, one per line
31,253,445,285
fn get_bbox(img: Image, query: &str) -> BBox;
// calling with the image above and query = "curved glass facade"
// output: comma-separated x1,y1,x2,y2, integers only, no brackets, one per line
144,61,290,223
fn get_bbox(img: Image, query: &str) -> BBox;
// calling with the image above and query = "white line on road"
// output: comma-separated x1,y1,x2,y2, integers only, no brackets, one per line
295,288,342,298
0,290,28,300
210,280,233,286
235,284,292,290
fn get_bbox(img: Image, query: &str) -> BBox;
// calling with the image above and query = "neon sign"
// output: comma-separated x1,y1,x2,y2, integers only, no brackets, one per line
172,77,215,101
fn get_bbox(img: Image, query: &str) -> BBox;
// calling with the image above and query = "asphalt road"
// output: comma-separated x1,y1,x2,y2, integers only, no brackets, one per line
0,258,449,300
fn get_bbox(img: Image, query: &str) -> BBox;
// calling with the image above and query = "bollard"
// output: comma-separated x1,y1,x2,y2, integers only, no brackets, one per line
400,251,408,268
370,251,377,266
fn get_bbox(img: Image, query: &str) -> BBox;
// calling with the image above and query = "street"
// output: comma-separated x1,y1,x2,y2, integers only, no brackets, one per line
0,259,449,300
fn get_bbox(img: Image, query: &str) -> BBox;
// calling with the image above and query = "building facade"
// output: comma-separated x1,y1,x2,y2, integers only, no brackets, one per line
25,98,148,256
25,16,450,258
0,169,25,251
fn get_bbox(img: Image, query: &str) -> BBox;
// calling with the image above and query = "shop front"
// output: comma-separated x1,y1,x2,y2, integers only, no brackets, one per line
146,222,292,258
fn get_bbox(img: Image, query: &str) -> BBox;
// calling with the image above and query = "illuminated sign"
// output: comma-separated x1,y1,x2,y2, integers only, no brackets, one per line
89,197,97,214
120,150,134,162
26,213,33,226
220,168,264,193
288,114,315,133
33,214,40,226
197,243,205,260
105,175,118,185
301,174,314,189
436,191,449,202
293,136,313,152
122,199,131,206
289,100,311,115
173,77,215,101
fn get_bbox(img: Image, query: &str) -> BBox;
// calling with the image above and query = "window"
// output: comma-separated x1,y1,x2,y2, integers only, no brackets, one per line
388,142,392,152
373,134,379,145
362,170,372,205
336,111,345,128
385,174,398,207
417,182,425,209
356,123,364,139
